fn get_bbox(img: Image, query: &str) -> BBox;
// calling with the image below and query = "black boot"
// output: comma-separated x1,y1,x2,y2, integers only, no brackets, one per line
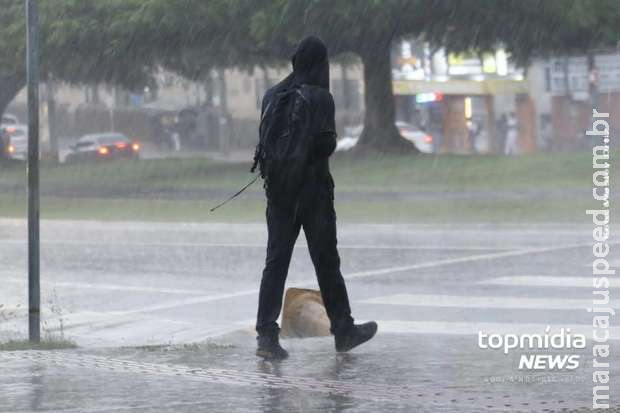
256,335,289,360
335,321,378,352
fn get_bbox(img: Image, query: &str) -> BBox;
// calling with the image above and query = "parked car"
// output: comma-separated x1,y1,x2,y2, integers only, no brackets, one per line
65,133,140,163
5,125,28,160
336,122,434,153
1,113,19,130
1,114,24,158
395,121,434,153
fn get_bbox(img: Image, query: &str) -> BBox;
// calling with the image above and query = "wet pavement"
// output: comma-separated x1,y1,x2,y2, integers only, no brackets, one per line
1,219,618,412
1,334,618,412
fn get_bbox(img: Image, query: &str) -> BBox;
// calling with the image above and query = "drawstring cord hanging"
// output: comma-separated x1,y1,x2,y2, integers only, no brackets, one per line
210,174,260,212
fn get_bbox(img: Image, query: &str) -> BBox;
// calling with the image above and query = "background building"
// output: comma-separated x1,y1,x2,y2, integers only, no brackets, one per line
7,63,365,156
8,45,616,156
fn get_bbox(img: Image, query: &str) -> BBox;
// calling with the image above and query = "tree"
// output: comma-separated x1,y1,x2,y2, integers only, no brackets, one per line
0,0,157,123
125,0,272,77
245,0,620,152
425,0,620,66
0,0,163,161
0,0,27,121
121,0,442,151
248,0,428,151
3,0,618,154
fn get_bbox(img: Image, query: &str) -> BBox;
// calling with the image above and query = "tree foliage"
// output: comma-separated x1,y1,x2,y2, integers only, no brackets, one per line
0,0,159,118
240,0,620,149
1,0,619,150
428,0,620,65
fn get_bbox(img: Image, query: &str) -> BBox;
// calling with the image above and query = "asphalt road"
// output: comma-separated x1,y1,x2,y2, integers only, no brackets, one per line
0,219,618,412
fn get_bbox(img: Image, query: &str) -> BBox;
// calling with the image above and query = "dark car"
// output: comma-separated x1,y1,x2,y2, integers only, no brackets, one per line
65,133,140,163
5,126,28,160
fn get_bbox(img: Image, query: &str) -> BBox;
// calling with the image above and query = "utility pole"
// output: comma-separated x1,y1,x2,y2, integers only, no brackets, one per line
26,0,40,343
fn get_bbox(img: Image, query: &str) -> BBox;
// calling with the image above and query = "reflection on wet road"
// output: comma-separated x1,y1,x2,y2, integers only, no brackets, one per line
1,219,616,412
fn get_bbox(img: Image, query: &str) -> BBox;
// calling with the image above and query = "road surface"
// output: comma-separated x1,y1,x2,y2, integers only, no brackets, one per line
0,219,617,412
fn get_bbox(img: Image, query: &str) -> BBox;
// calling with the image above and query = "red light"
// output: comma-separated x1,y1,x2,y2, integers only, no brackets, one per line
435,93,443,102
6,127,16,134
424,135,433,143
98,147,109,155
132,143,140,151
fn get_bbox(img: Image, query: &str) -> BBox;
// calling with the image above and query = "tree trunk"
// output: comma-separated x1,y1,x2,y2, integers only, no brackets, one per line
441,95,468,153
340,63,350,127
217,68,231,156
356,44,418,152
48,87,59,161
484,94,498,153
516,93,537,153
0,74,26,121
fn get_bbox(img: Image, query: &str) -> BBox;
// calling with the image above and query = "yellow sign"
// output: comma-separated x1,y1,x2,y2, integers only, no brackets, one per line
482,54,497,73
397,56,418,66
448,52,478,66
393,79,527,96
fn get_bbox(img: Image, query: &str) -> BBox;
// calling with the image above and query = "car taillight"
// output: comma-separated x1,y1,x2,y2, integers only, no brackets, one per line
424,135,433,143
132,143,140,151
98,146,109,155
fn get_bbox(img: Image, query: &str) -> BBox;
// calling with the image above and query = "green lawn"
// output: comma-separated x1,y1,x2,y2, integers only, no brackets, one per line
0,151,605,192
0,339,77,351
0,193,605,223
330,151,599,192
0,151,616,223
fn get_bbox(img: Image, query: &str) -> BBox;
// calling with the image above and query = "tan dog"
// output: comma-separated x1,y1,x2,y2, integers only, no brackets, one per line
280,288,331,338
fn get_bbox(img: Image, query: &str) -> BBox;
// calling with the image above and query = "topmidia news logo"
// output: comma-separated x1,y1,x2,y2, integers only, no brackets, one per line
478,326,586,371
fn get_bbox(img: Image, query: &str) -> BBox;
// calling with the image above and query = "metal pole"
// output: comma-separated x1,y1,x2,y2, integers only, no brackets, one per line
26,0,40,343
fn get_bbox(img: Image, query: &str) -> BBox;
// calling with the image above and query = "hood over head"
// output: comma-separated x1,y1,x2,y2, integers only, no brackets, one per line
265,36,330,107
291,36,330,90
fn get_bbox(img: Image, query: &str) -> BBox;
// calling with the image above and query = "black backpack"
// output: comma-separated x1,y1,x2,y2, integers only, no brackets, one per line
251,84,313,203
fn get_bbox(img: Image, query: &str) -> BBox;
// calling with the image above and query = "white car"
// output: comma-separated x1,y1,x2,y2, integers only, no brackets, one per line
395,121,434,153
336,125,364,151
336,122,434,153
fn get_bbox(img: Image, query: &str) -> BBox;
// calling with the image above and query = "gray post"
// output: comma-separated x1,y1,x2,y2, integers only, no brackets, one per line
26,0,40,343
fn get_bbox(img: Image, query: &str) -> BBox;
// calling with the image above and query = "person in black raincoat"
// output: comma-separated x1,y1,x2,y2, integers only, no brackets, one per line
255,36,377,359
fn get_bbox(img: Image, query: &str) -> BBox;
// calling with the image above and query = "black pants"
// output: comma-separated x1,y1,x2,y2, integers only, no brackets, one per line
256,187,354,337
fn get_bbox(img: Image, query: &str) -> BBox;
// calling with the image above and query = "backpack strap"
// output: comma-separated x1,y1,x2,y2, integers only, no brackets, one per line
217,85,310,213
251,100,274,174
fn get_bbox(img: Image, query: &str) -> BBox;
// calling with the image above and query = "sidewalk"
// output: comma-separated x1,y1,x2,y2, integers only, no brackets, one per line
1,331,615,413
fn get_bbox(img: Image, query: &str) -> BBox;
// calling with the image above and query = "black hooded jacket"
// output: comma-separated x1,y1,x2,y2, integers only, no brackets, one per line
260,36,337,196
